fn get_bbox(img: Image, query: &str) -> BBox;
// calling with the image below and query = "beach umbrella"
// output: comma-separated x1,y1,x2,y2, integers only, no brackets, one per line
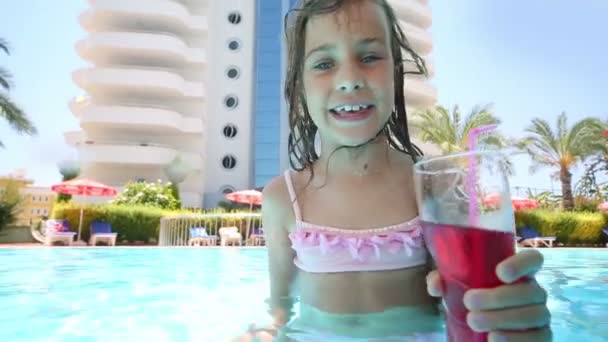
51,178,117,244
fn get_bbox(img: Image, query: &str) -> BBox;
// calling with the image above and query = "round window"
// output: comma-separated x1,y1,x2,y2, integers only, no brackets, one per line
226,66,240,80
224,95,238,109
227,39,241,51
223,124,238,138
222,155,237,170
220,186,236,195
228,12,242,25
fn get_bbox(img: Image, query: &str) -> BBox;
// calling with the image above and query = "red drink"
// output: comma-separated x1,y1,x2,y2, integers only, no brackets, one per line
422,221,517,342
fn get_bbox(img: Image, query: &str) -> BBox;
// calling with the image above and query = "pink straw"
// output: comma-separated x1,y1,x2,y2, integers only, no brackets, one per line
466,125,497,226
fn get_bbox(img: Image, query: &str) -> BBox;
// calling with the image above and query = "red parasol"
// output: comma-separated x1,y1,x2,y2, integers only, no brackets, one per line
225,189,263,245
225,189,262,206
483,193,540,211
51,178,117,197
51,178,117,244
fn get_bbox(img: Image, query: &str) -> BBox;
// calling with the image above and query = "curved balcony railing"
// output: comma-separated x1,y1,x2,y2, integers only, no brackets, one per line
77,141,203,169
81,0,208,34
403,76,437,107
76,31,206,66
69,97,203,134
73,67,205,98
399,20,433,55
388,0,432,29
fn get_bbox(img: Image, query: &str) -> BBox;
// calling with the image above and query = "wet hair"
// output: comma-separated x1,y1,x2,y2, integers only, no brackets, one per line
284,0,427,173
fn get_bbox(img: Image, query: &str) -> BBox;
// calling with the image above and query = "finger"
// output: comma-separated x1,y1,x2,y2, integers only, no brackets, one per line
464,279,547,310
467,304,551,332
497,249,544,283
488,326,552,342
426,270,443,297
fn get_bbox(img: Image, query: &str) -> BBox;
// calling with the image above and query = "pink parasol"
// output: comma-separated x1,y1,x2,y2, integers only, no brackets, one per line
483,193,540,211
51,178,117,244
225,189,262,207
225,189,263,244
51,178,117,197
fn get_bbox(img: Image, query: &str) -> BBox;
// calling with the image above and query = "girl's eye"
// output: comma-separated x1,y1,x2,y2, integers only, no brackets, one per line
362,55,381,63
313,61,333,70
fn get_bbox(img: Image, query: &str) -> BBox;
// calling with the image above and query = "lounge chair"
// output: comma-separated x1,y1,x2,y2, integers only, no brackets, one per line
518,227,556,248
44,219,76,246
247,227,265,246
89,221,118,246
188,227,218,246
219,226,242,246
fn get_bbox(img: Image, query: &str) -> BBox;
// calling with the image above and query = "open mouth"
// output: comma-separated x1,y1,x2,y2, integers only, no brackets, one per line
329,104,375,121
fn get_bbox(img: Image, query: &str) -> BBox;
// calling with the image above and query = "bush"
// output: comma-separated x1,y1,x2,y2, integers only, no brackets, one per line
111,180,180,210
52,202,167,242
0,180,23,231
573,195,601,212
515,210,606,245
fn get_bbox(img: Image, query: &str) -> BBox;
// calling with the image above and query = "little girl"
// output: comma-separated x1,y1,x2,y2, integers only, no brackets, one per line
237,0,551,340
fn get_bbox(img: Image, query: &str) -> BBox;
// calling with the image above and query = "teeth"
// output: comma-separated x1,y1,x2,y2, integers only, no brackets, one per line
334,104,369,113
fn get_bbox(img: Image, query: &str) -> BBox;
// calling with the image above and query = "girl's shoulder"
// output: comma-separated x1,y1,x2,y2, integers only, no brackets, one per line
389,148,417,174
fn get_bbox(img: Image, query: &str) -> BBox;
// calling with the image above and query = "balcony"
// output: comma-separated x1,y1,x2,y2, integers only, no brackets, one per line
72,67,204,99
388,0,432,29
64,130,85,146
81,0,208,34
69,97,203,134
403,76,437,108
399,20,433,56
77,142,203,169
76,31,205,67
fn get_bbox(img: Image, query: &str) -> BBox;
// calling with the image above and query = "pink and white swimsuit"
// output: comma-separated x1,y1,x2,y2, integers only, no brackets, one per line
283,170,428,273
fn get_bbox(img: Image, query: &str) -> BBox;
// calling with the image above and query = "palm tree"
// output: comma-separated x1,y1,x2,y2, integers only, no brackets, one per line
0,38,37,147
411,104,508,154
517,112,605,210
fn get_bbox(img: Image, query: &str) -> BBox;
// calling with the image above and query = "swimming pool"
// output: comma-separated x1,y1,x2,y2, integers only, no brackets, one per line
0,248,606,341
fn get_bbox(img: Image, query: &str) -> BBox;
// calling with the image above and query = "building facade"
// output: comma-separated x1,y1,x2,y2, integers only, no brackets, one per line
0,173,56,226
66,0,436,208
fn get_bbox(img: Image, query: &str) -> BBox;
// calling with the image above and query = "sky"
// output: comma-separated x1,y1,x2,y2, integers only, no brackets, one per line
0,0,606,193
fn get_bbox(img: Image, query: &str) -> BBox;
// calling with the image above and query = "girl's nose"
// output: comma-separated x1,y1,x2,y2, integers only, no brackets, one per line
337,80,364,92
335,63,365,93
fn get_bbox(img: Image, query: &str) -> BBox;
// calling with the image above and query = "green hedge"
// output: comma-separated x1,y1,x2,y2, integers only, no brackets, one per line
514,210,607,245
52,203,168,242
51,203,262,243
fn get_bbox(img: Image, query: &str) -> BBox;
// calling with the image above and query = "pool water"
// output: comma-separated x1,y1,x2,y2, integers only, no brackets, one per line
0,248,606,341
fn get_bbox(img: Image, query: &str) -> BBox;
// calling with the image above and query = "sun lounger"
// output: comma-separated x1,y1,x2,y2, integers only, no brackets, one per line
247,227,265,246
518,227,556,248
89,221,118,246
44,219,76,246
188,227,218,246
219,226,242,246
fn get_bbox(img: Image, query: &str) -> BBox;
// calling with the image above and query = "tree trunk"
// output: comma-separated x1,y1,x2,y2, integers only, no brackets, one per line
560,166,574,210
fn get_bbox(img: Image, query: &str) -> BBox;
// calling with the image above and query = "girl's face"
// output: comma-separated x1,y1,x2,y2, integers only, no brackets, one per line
302,0,394,147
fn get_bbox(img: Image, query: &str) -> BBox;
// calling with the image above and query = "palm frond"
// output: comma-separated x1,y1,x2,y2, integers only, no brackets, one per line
556,112,568,156
0,67,12,91
461,104,500,148
411,106,459,153
0,93,37,139
0,38,9,55
450,105,461,143
567,117,604,157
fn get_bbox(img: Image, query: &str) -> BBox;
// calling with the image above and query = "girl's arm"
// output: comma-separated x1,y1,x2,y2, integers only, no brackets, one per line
262,178,299,328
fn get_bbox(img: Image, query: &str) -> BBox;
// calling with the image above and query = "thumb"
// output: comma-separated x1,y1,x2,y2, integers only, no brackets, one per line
426,270,444,297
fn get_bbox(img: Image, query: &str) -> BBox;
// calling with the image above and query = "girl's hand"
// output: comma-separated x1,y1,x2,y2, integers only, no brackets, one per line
426,249,552,341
